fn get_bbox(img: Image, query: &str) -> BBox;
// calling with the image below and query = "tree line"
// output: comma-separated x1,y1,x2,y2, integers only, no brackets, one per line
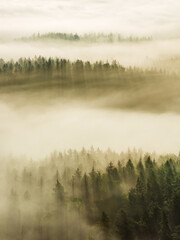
0,57,179,114
19,32,152,43
0,56,173,87
1,148,180,240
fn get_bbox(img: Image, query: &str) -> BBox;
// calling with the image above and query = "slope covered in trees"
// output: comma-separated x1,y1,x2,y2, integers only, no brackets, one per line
1,148,180,240
0,57,179,113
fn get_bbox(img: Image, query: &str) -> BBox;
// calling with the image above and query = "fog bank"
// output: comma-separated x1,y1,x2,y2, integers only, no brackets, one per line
1,102,180,159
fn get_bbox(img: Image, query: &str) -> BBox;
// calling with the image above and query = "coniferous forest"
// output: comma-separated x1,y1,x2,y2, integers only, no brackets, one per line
0,39,180,240
1,149,180,240
1,0,180,239
0,56,180,113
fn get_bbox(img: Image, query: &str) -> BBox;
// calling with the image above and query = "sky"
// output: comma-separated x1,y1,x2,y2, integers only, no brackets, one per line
0,0,180,38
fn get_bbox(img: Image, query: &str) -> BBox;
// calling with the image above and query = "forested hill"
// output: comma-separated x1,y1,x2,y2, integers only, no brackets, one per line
18,32,152,43
1,148,180,240
0,57,179,113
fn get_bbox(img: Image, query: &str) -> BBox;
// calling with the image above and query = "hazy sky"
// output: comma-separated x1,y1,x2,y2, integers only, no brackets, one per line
0,0,180,37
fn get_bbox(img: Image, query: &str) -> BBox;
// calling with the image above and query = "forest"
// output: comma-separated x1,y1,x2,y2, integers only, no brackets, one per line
0,56,179,114
18,33,152,43
1,0,180,239
0,148,179,240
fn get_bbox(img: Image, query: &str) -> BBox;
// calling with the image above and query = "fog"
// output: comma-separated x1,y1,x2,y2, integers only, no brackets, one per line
0,0,178,158
1,0,180,239
0,39,180,73
0,41,180,159
1,0,180,38
0,102,180,159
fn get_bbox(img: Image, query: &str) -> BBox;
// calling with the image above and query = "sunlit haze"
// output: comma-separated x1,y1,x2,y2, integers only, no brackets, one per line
0,0,180,38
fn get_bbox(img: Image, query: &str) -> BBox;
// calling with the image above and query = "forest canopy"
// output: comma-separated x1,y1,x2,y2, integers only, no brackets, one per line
1,148,180,240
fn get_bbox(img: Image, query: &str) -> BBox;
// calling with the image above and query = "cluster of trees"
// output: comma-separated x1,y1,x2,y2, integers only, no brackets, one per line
21,33,80,42
0,56,173,84
1,148,180,240
0,57,126,75
0,56,179,113
19,32,152,43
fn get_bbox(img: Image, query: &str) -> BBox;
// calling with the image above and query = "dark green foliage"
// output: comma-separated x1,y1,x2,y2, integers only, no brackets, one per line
159,210,172,240
125,159,136,184
100,211,110,239
171,176,180,226
2,149,180,240
115,210,134,240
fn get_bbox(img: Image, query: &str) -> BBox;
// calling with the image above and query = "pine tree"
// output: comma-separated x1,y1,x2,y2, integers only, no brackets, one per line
115,210,134,240
159,210,172,240
53,179,64,202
